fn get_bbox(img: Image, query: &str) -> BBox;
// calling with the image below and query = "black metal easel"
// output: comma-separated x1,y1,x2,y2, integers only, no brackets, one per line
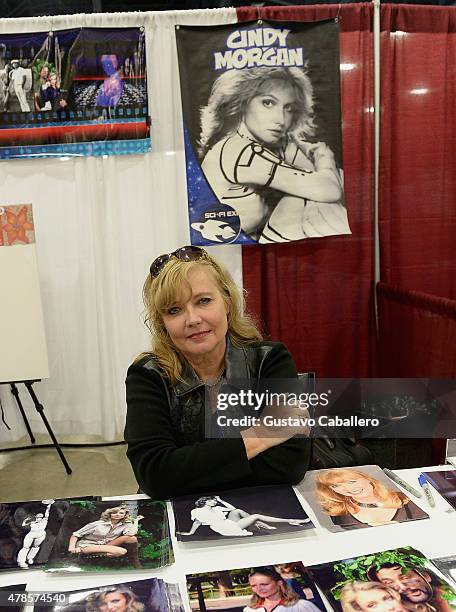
3,379,72,474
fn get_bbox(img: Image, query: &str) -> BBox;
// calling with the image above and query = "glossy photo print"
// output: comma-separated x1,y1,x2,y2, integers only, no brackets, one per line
297,465,429,532
309,547,456,612
0,27,149,158
423,470,456,510
431,556,456,589
0,498,74,571
172,484,314,542
175,19,350,245
187,562,327,611
35,578,184,612
45,498,172,572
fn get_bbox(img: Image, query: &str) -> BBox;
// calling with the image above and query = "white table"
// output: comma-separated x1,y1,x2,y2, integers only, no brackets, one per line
1,465,454,610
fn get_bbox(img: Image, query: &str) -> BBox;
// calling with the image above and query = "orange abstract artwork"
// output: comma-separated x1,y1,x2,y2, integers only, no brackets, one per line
0,204,35,246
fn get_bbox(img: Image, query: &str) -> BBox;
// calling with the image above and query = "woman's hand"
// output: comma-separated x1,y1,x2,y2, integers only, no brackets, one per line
68,535,80,554
181,519,201,536
242,398,311,459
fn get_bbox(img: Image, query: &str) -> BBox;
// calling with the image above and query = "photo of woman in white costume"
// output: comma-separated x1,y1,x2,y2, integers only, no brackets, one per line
17,499,54,568
177,495,310,538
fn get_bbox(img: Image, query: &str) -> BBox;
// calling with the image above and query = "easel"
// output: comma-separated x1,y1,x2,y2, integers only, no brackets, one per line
2,379,72,474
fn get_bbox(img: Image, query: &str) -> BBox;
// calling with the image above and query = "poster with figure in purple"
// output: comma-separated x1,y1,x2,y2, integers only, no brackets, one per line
175,19,351,246
0,27,149,158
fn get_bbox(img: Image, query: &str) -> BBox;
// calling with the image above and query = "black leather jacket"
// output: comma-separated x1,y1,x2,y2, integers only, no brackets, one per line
159,339,277,445
125,340,311,499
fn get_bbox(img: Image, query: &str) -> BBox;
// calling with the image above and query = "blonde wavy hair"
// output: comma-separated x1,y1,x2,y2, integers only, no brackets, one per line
99,505,131,523
315,468,409,516
199,66,315,157
140,253,262,384
86,586,145,612
248,568,299,607
340,581,410,612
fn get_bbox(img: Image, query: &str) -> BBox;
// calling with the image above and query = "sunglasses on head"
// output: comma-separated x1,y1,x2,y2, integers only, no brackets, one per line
149,245,208,278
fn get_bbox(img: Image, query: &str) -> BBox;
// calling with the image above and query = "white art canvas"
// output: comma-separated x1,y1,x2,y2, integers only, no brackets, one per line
0,204,49,383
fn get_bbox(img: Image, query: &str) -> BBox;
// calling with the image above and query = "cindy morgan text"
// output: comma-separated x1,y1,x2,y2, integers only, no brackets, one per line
214,27,304,70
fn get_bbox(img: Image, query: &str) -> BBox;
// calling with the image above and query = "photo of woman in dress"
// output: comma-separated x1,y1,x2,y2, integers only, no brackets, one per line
198,66,349,243
315,468,428,530
176,495,310,539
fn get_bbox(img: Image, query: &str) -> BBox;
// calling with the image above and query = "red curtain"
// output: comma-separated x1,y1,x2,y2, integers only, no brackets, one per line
379,4,456,299
377,282,456,378
377,281,456,462
379,5,456,462
238,4,375,377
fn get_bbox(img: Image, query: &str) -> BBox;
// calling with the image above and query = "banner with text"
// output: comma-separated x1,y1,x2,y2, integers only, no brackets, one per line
176,19,350,245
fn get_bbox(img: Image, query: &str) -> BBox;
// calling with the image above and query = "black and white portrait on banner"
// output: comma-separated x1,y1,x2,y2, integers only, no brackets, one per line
175,19,351,246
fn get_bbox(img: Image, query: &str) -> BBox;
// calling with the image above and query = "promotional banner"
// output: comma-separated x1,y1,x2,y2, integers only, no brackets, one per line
0,27,149,158
176,19,350,245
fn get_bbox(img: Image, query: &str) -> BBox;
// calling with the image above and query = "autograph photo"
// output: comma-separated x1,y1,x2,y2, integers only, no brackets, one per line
298,465,429,532
36,578,184,612
309,547,456,612
0,498,74,571
45,498,172,572
423,471,456,510
187,562,327,611
172,484,314,542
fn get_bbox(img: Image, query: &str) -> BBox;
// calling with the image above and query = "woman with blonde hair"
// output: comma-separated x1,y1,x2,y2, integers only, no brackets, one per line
340,581,411,612
86,586,145,612
125,246,311,499
244,567,321,612
315,468,427,529
68,506,143,567
197,66,348,243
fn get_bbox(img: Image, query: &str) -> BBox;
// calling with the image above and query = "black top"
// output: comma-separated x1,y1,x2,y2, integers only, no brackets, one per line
124,341,311,500
331,501,428,529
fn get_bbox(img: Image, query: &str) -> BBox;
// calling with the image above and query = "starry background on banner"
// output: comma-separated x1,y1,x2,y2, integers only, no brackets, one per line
184,125,254,246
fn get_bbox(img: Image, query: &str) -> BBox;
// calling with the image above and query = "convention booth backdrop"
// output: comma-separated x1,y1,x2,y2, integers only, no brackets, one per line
0,8,243,444
0,4,454,446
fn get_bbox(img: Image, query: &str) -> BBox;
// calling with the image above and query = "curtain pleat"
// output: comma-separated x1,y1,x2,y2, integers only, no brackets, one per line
377,282,456,377
379,4,456,299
